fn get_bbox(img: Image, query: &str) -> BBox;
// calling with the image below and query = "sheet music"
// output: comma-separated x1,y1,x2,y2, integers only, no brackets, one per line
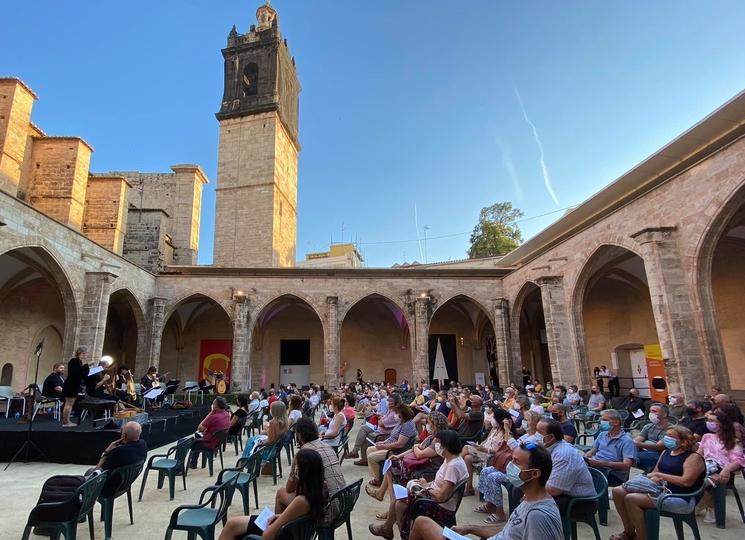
143,387,164,398
254,506,274,531
442,527,469,540
632,409,644,418
88,366,103,376
365,421,378,431
393,484,408,500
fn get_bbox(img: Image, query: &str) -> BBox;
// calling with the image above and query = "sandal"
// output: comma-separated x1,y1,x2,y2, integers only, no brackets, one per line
365,484,384,502
483,513,506,524
368,478,381,487
368,523,394,539
473,503,494,514
376,511,389,520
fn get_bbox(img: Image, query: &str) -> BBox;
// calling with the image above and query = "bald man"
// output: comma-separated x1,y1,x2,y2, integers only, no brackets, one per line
93,421,147,472
713,394,744,424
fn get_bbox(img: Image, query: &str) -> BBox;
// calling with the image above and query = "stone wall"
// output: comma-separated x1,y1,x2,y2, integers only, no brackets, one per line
83,175,130,254
122,209,171,272
0,78,36,196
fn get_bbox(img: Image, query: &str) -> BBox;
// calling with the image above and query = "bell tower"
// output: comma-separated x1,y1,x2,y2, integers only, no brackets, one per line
213,2,301,267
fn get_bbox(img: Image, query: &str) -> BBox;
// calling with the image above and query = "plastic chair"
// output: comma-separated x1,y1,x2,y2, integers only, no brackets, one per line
713,474,745,528
0,385,25,418
216,452,264,515
317,478,363,540
243,515,318,540
260,438,285,485
21,471,109,540
139,437,193,501
198,430,230,476
245,411,263,438
410,478,467,527
574,419,600,452
561,467,607,540
281,427,296,466
98,460,145,539
228,416,248,456
184,381,202,405
164,474,238,540
643,476,708,540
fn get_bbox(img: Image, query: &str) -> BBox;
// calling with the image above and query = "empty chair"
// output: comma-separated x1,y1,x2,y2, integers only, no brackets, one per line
560,467,607,540
0,385,24,418
216,452,263,515
98,461,145,539
164,474,238,540
184,381,202,405
139,437,193,501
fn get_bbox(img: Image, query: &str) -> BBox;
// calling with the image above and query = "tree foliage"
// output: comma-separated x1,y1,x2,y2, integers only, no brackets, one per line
468,202,524,258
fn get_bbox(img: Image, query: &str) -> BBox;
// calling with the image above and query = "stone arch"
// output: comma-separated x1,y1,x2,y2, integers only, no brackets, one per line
250,293,325,389
163,291,232,324
571,243,658,393
510,281,551,386
430,293,495,331
104,288,147,372
251,292,325,326
339,291,412,328
0,245,79,386
0,363,12,386
690,177,745,391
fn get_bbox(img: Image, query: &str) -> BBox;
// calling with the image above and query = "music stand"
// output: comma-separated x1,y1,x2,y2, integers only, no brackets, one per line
5,339,49,470
163,380,180,406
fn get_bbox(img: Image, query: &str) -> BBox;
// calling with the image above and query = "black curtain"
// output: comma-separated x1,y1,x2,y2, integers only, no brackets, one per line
428,334,458,390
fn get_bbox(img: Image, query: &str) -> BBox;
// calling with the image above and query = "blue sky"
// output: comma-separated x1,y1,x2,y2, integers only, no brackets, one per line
4,1,745,266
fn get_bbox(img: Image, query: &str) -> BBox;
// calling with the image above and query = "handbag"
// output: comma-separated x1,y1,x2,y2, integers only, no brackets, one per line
491,441,513,473
402,454,429,470
622,474,666,496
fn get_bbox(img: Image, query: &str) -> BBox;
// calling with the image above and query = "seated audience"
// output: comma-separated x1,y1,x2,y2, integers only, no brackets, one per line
667,392,686,420
319,397,347,447
712,393,744,424
634,403,670,472
548,403,577,443
451,394,484,439
367,404,418,485
287,394,303,427
410,443,564,540
611,425,705,540
696,407,745,523
618,388,645,427
349,393,402,465
228,395,249,437
564,384,582,409
42,363,65,399
189,397,231,468
369,430,468,540
679,399,711,441
462,407,512,496
91,421,148,479
246,400,289,465
343,394,356,422
219,448,328,540
587,384,606,415
584,409,636,486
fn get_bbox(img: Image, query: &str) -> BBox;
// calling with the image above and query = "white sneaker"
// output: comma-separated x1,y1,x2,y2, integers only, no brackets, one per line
703,508,716,523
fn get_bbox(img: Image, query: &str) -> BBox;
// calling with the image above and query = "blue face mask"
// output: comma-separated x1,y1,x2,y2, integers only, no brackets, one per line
662,436,678,450
505,461,533,488
598,420,611,432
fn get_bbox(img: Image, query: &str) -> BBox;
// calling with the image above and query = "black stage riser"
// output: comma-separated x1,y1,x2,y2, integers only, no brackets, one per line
0,406,211,466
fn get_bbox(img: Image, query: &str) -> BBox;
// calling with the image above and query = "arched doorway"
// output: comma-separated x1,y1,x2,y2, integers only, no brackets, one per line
252,295,324,389
159,294,232,385
513,283,552,387
0,247,76,389
102,289,143,371
340,294,410,385
429,295,495,388
575,245,659,396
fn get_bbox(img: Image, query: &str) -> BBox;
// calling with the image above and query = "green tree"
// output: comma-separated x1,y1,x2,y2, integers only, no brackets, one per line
468,202,524,258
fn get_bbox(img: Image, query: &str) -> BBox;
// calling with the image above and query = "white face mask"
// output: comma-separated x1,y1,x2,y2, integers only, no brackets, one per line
648,412,659,424
521,420,528,430
434,442,444,456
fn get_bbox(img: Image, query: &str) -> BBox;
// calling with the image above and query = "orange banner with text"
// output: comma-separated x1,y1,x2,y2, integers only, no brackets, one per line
199,340,232,383
644,344,668,402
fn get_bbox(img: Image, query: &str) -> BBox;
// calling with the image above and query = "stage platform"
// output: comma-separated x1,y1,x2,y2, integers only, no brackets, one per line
0,404,211,465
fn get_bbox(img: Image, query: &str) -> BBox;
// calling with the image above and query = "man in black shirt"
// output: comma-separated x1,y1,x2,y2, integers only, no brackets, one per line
617,388,646,428
42,363,66,399
90,421,148,496
680,399,711,441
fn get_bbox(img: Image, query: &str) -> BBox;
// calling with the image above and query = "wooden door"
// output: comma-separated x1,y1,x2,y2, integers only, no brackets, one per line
384,369,397,385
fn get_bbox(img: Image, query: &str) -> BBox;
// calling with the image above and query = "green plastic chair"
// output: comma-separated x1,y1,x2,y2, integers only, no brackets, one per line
198,429,230,476
713,474,745,528
164,474,238,540
574,419,600,452
22,471,109,540
410,478,467,528
245,411,262,438
643,476,708,540
282,425,296,466
98,460,145,539
139,436,193,501
260,438,285,485
561,467,607,540
216,452,263,515
317,478,363,540
228,416,248,456
243,515,318,540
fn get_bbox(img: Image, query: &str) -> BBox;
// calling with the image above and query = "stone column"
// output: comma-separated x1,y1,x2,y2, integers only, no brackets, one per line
493,298,517,388
324,296,340,391
231,296,250,392
631,227,707,397
413,296,431,385
143,296,168,373
536,276,581,388
77,272,117,362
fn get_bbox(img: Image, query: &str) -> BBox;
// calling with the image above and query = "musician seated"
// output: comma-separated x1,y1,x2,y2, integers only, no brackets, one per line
85,361,116,402
141,366,165,406
114,366,137,405
42,363,66,400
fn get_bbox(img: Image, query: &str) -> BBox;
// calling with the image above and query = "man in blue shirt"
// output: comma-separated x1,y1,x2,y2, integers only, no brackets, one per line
584,409,636,486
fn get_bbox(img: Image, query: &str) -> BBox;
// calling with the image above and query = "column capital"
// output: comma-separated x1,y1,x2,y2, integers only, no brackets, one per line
326,295,338,305
630,226,677,244
84,270,118,282
149,296,169,305
535,275,564,286
492,297,509,311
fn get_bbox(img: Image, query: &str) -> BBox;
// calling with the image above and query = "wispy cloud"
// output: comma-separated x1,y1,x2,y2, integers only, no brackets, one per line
513,87,559,205
496,140,522,201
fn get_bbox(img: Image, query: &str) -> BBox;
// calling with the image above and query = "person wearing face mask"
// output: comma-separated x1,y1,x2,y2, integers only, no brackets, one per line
273,418,345,524
667,392,686,420
587,384,606,416
548,403,577,443
461,407,512,496
679,399,711,441
536,418,595,514
611,425,705,540
564,384,582,409
633,403,671,472
369,430,468,540
502,387,517,411
617,388,646,428
584,409,636,486
695,408,745,523
410,443,564,540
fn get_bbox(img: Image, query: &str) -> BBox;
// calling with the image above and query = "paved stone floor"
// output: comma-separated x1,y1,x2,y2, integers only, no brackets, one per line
2,422,744,539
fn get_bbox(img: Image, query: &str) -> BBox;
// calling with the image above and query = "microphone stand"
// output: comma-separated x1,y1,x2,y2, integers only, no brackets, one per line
5,340,49,470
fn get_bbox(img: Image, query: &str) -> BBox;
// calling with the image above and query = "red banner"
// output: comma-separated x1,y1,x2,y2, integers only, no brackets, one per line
199,340,232,383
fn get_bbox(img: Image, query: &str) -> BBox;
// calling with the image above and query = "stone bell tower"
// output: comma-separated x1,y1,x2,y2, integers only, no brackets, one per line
213,2,301,267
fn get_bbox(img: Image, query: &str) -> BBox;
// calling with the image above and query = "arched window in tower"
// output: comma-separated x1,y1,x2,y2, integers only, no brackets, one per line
1,363,13,386
242,63,258,97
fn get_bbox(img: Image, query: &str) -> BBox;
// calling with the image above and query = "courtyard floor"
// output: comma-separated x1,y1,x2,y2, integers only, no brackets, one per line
2,422,744,539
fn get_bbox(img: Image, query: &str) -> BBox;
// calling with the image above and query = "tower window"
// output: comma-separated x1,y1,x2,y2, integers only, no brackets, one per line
242,63,258,97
